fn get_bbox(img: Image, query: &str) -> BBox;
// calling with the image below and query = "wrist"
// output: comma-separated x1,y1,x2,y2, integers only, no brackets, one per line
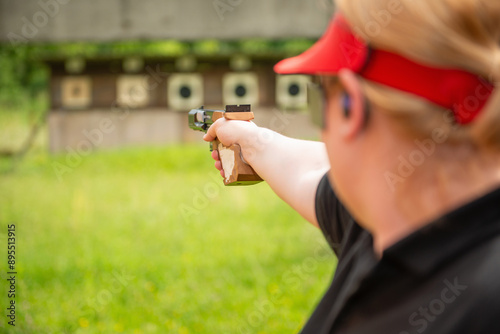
239,125,277,166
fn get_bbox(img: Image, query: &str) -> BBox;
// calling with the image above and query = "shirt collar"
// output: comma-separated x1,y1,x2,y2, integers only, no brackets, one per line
382,186,500,276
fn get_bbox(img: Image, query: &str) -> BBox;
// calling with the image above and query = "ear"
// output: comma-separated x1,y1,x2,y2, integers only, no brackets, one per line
337,69,366,140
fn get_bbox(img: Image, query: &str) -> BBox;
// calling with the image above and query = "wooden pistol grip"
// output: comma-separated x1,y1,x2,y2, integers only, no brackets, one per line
214,139,263,186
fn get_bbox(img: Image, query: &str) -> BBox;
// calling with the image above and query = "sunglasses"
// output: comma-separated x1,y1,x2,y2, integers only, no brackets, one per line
307,81,326,128
307,76,341,129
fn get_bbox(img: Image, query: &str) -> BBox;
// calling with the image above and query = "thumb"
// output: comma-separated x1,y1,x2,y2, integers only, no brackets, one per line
203,118,225,142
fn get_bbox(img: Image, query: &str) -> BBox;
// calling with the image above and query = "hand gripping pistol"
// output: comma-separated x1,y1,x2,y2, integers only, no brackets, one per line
188,104,263,186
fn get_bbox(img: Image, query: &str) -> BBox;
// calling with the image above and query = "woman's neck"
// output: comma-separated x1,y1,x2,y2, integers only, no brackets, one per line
365,145,500,256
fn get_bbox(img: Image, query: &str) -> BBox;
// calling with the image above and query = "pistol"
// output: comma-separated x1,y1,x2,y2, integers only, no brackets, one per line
188,104,263,186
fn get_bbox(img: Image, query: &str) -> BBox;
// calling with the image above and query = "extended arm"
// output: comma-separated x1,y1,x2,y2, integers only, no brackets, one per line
204,118,329,226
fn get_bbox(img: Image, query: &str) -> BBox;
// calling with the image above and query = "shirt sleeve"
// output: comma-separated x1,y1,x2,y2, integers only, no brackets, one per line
315,172,355,257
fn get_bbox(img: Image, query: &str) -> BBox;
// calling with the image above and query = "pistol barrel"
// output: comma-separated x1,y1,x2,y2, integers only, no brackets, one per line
188,108,219,132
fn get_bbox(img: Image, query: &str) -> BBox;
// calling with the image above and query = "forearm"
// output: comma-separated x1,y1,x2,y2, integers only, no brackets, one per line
204,119,330,225
239,126,330,225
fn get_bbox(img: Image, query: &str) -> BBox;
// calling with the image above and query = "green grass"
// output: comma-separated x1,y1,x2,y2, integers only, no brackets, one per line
0,112,336,334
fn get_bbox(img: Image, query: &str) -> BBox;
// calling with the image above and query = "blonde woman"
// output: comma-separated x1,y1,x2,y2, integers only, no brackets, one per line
204,0,500,332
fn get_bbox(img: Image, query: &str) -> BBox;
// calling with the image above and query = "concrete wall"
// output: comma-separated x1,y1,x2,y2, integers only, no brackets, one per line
47,108,319,153
1,0,334,43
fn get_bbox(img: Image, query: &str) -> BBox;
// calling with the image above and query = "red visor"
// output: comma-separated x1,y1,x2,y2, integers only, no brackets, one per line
274,14,495,124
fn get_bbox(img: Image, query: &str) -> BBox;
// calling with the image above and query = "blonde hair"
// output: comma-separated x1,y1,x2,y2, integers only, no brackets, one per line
336,0,500,147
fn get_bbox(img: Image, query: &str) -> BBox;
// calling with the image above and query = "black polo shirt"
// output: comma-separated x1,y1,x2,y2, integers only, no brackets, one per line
300,173,500,334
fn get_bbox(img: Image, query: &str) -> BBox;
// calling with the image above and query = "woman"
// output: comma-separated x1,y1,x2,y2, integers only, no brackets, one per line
205,0,500,332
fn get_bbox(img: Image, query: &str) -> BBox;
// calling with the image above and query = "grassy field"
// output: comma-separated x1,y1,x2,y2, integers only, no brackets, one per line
0,110,336,334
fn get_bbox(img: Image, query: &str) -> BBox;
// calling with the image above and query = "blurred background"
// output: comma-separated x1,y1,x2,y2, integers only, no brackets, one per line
0,0,337,333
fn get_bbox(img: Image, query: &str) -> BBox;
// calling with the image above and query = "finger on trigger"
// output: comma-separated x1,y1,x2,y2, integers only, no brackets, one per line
203,133,215,142
203,118,222,142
